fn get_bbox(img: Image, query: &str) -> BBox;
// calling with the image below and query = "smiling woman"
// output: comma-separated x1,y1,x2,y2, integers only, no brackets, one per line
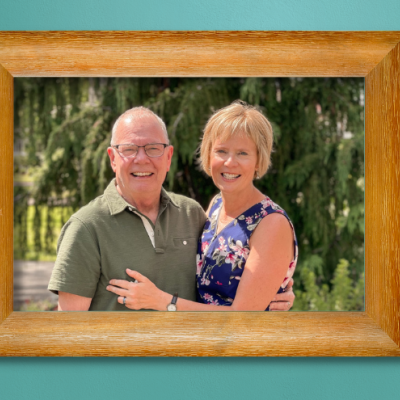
196,102,297,309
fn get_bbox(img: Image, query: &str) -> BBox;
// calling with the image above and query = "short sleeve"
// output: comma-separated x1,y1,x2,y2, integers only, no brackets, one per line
48,216,101,298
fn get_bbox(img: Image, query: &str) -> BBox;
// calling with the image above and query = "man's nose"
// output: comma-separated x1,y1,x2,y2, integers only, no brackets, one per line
133,147,150,162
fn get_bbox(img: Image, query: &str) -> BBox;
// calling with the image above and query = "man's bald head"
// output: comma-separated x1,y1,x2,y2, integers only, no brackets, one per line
111,107,168,145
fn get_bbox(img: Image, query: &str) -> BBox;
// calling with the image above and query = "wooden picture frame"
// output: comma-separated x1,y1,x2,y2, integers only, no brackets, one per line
0,31,399,356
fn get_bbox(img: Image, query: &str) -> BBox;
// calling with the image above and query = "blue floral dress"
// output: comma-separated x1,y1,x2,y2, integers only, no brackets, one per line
196,194,298,310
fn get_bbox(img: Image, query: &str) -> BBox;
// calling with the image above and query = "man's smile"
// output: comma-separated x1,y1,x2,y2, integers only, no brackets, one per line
131,172,154,178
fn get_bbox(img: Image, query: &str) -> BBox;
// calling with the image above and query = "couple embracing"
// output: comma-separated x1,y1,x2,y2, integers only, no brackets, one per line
48,101,297,311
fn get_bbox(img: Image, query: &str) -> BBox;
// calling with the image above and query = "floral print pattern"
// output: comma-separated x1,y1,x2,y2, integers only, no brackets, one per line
196,194,298,310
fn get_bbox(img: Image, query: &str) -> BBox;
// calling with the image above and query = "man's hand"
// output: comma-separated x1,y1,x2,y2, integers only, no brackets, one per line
268,278,295,311
106,269,170,310
58,292,92,311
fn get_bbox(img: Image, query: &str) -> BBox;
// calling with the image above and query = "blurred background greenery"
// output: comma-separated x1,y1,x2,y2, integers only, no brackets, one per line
13,77,364,311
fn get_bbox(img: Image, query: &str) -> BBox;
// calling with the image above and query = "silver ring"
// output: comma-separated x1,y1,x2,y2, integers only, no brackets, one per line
287,302,290,307
123,297,126,305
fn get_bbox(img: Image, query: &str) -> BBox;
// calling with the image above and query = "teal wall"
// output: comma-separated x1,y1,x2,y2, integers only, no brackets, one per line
1,0,400,30
1,1,399,399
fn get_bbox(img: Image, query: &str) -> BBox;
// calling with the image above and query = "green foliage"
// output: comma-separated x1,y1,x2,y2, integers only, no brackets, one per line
13,185,29,256
14,77,365,310
293,258,364,311
13,206,74,261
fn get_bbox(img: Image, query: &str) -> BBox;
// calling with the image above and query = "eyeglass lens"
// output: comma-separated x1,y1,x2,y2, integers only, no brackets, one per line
117,144,166,158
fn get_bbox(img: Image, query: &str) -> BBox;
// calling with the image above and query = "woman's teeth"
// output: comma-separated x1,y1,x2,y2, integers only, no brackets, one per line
222,173,240,180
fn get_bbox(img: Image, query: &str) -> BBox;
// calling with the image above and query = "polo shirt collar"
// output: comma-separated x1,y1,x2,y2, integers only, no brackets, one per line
104,179,179,216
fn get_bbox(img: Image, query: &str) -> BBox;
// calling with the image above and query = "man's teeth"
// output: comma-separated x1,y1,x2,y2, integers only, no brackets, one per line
222,173,240,179
132,172,152,176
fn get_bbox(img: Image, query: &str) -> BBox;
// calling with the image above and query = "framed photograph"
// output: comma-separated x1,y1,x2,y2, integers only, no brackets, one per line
0,31,399,356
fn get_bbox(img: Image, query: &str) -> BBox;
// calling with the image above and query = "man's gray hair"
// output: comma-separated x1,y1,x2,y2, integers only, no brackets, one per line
110,107,168,145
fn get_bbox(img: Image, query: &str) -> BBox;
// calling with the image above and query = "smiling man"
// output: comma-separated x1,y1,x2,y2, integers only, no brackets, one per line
48,107,294,311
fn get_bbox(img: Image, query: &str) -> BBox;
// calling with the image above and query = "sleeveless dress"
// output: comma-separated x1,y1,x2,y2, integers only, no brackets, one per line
196,194,298,310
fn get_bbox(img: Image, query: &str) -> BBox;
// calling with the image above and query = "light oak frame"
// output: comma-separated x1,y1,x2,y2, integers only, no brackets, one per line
0,31,399,356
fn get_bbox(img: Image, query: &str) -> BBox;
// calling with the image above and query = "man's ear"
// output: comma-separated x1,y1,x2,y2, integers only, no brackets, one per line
107,147,117,173
166,145,174,172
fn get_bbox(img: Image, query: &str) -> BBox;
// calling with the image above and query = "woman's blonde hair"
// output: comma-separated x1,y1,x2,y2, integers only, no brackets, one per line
200,101,274,178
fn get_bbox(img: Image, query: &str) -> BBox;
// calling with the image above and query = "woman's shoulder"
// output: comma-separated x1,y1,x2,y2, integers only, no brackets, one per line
261,197,296,231
234,196,296,252
249,196,298,263
258,196,296,234
235,195,284,226
259,196,285,213
255,196,293,224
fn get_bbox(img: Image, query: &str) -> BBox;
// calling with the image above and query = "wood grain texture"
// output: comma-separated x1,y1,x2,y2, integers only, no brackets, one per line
1,31,400,77
0,312,399,357
365,41,400,347
0,64,13,324
0,31,399,356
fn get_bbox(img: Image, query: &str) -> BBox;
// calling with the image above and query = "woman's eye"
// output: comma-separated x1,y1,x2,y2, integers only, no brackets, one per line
239,152,248,156
216,150,226,154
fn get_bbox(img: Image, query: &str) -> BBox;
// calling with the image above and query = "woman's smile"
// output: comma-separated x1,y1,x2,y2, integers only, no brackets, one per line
221,172,241,181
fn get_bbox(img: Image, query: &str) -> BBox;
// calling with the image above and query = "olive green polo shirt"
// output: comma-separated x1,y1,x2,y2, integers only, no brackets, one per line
48,179,206,311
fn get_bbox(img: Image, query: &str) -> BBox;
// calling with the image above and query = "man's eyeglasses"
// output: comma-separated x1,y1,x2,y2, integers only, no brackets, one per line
112,143,170,158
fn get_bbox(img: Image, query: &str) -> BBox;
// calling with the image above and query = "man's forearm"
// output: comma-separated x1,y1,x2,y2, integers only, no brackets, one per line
58,291,92,311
